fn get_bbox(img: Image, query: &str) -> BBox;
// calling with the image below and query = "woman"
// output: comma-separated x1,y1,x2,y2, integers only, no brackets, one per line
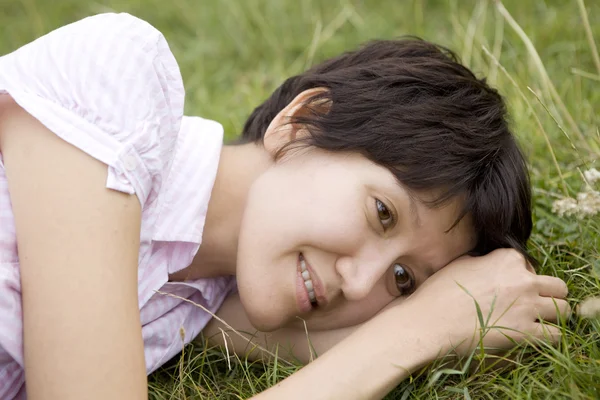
0,13,570,399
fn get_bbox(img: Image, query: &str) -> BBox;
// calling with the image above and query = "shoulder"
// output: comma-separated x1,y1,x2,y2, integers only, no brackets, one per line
0,13,185,206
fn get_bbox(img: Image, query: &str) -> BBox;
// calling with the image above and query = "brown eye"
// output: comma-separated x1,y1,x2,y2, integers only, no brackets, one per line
393,264,415,295
376,199,393,228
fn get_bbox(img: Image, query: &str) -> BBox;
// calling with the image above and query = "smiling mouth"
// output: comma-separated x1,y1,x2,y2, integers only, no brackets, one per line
299,253,318,307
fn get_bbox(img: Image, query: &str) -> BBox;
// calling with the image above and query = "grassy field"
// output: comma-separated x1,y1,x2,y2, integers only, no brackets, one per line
2,0,600,398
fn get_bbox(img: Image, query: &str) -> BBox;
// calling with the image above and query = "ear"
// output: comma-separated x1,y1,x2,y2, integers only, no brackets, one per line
262,87,330,156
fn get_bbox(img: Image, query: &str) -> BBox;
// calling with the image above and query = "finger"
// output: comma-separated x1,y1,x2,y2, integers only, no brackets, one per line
536,297,571,322
503,323,562,346
536,275,568,299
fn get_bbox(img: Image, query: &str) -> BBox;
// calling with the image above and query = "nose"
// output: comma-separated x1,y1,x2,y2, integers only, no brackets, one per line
335,255,389,301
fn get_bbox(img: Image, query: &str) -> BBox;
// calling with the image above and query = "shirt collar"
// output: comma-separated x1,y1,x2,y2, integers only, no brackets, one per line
152,115,223,244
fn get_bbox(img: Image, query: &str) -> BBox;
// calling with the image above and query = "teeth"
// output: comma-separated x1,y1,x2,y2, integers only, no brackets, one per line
300,254,317,305
304,279,313,292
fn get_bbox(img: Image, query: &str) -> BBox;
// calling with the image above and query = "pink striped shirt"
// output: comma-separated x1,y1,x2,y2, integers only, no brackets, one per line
0,13,235,399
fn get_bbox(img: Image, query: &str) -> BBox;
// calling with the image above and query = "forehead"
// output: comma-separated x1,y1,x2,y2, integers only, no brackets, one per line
413,202,475,269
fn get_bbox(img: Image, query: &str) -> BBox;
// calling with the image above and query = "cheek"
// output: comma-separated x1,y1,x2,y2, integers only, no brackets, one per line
240,165,367,255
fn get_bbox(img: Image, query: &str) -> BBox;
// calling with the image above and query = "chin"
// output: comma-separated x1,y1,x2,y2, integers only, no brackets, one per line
248,314,283,332
238,288,287,332
245,306,287,332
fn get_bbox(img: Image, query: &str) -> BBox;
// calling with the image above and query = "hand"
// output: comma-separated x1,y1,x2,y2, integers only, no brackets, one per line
403,248,570,357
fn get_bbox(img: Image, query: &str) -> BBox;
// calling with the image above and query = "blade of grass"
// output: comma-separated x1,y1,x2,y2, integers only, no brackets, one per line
576,0,600,76
495,0,586,145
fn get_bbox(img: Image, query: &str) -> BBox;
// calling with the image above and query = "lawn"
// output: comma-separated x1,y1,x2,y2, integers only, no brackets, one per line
1,0,599,398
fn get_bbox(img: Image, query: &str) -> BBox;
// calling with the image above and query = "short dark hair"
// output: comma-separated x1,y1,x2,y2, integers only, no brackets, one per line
241,38,533,264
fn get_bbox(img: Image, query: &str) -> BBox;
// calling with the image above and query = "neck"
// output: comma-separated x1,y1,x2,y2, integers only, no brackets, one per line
183,142,271,279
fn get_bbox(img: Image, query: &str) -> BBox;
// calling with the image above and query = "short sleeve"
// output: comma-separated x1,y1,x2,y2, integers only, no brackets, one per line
0,13,185,206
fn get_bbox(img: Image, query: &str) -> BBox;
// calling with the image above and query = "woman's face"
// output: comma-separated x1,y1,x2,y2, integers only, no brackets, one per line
235,147,476,332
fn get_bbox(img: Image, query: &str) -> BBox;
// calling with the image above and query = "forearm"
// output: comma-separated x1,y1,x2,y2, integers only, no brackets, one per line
252,306,438,400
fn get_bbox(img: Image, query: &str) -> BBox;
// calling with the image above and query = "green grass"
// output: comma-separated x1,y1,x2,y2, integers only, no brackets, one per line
2,0,600,398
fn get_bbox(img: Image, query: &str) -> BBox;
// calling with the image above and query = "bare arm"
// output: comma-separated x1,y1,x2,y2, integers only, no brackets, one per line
205,250,570,400
0,99,147,399
205,293,436,399
253,304,435,400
